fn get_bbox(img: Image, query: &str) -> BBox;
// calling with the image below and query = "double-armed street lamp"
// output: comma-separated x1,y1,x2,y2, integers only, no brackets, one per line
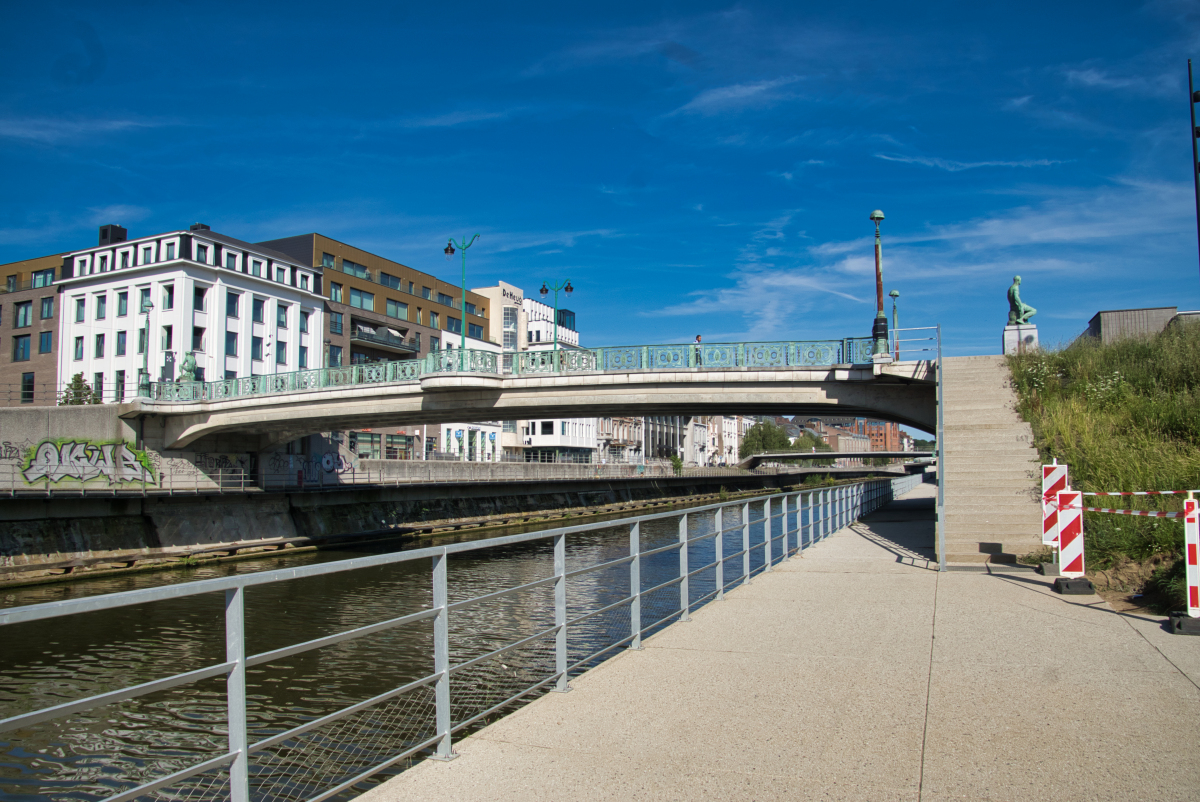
539,279,573,354
870,210,889,358
137,298,154,397
889,289,900,360
444,234,480,370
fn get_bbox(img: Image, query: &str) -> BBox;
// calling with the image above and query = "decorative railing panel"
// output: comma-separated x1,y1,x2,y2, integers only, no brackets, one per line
145,336,888,404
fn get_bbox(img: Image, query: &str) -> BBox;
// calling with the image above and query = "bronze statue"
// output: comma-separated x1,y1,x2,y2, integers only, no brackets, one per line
1007,275,1036,325
179,351,197,382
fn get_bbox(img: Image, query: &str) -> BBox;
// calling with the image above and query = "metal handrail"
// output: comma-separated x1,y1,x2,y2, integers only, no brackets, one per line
0,473,925,802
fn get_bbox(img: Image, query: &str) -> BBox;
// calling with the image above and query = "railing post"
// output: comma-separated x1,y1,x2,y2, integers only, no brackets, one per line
630,522,642,650
431,549,457,760
225,587,249,802
802,492,809,549
553,533,571,692
742,502,750,584
715,506,724,600
679,513,690,621
763,497,772,571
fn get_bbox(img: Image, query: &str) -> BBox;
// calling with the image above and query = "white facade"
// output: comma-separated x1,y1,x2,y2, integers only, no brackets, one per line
598,417,644,464
57,227,323,401
522,296,579,348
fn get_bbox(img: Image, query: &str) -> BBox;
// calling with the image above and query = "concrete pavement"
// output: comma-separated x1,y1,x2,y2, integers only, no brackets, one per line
363,483,1200,801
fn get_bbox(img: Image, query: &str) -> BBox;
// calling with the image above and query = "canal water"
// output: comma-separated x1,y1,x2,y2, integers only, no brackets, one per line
0,497,807,802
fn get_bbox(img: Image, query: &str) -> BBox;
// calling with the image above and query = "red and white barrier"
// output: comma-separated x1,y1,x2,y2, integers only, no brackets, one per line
1042,462,1068,546
1186,499,1199,618
1057,491,1084,577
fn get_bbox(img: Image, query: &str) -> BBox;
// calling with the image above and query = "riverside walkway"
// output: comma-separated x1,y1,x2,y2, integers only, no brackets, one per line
364,483,1200,802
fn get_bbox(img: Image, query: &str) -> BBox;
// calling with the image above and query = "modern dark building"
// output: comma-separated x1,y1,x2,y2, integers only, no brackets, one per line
0,253,63,405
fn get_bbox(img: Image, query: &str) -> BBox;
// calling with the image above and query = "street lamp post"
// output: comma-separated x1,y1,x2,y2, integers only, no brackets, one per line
870,210,888,358
443,234,480,370
137,299,154,397
889,289,900,360
538,279,574,359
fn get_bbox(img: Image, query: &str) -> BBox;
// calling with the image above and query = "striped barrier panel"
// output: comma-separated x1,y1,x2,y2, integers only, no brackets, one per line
1057,490,1085,577
1186,499,1199,618
1042,463,1068,546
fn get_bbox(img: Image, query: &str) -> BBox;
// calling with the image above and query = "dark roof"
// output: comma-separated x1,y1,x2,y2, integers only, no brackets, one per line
199,230,318,270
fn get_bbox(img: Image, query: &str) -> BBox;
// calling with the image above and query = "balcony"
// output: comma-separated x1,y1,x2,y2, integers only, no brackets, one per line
349,327,419,355
325,262,472,313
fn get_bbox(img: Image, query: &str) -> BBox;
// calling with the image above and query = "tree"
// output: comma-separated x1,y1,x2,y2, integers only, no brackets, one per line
739,420,797,458
59,373,101,405
912,438,936,451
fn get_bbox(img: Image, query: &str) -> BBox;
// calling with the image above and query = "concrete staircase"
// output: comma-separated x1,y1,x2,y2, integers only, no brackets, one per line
940,355,1043,563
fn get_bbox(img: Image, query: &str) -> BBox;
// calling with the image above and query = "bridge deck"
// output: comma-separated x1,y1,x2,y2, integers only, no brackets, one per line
363,483,1200,801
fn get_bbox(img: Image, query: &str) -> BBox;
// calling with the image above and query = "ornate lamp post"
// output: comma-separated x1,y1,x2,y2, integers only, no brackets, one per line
889,289,900,360
870,210,889,358
538,279,573,353
137,298,154,397
443,234,480,369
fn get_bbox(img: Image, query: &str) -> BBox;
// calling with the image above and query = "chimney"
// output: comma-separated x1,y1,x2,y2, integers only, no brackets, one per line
99,224,128,246
190,223,211,231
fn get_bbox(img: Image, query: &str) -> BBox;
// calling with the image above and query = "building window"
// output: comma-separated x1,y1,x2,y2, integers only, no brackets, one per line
252,298,264,323
330,282,343,303
93,333,104,358
465,302,477,315
115,371,125,402
13,334,30,362
39,331,52,354
116,292,126,317
162,284,174,310
196,244,208,263
166,243,175,260
98,255,108,272
300,274,309,290
73,336,83,360
349,287,373,310
386,299,408,320
116,331,126,356
192,326,205,352
139,287,151,312
75,298,85,322
222,292,238,319
162,326,173,350
32,268,54,287
94,372,104,399
277,304,288,328
276,267,287,283
20,372,34,404
300,311,309,333
4,275,14,292
430,336,440,351
15,301,32,328
276,342,287,365
429,311,440,329
468,323,483,339
225,332,238,356
251,260,262,277
78,258,89,274
225,370,237,380
194,286,206,312
251,336,263,360
143,246,154,264
96,295,106,320
322,252,335,268
138,328,146,355
437,292,454,306
330,312,343,334
329,345,342,366
342,259,368,279
226,253,237,270
446,316,462,334
299,345,308,369
541,422,553,435
121,251,130,269
412,331,421,350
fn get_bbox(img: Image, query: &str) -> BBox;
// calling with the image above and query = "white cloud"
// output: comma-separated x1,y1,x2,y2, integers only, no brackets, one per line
669,76,802,116
399,110,512,129
875,153,1061,172
0,117,164,143
1064,67,1177,97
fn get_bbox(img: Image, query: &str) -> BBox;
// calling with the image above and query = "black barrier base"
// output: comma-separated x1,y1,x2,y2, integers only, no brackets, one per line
1053,577,1095,595
1168,613,1200,635
1037,562,1060,577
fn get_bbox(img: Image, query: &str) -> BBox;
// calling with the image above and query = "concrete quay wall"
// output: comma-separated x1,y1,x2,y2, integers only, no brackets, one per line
0,472,792,582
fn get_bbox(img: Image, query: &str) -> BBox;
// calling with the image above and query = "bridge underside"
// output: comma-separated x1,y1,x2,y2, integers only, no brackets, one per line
122,365,937,451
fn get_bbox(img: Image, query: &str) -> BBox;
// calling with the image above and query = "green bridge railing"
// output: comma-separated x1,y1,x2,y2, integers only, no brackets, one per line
149,337,877,403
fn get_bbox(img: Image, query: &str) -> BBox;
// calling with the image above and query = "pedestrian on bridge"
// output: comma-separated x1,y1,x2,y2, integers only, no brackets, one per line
694,335,702,367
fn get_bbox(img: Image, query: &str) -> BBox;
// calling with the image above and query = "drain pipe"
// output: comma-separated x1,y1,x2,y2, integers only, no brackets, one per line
936,324,947,572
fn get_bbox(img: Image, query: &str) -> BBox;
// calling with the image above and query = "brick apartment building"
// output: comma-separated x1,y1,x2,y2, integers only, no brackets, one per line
0,253,63,405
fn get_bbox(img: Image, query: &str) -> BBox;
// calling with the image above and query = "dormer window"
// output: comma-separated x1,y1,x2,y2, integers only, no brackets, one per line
142,246,154,264
166,243,176,260
121,252,130,269
99,255,108,272
79,258,89,274
300,274,309,290
196,244,209,263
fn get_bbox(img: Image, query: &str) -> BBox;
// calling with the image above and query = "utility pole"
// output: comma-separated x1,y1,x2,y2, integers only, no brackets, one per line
1189,60,1200,284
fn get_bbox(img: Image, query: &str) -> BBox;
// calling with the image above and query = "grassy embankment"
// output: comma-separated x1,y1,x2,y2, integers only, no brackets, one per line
1007,320,1200,610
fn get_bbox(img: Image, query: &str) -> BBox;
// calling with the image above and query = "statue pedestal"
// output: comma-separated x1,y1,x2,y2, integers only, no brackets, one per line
1003,324,1038,355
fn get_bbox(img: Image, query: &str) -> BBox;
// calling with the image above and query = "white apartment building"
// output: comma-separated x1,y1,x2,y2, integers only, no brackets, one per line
523,296,579,348
57,224,323,401
598,416,644,464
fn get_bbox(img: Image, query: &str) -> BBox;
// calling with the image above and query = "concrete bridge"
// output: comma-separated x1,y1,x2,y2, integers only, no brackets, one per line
737,450,934,469
116,342,937,450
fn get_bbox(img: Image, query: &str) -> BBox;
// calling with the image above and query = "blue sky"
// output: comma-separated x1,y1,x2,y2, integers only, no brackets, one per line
2,1,1200,355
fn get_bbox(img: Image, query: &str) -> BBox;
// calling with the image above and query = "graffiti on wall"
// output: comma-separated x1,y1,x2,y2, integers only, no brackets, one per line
1,440,34,462
22,439,156,484
266,450,357,482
